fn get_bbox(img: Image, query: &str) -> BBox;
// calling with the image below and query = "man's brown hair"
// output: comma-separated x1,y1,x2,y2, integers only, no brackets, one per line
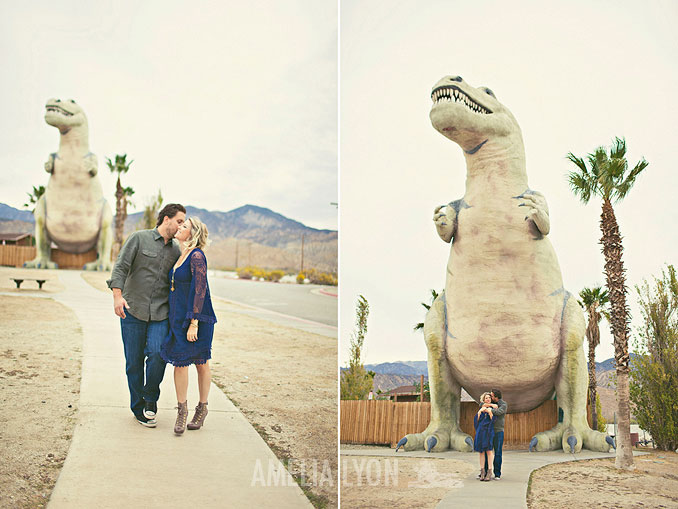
156,203,186,227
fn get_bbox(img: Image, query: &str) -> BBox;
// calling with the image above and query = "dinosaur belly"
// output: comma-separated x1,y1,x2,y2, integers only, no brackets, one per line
44,175,103,253
444,203,564,412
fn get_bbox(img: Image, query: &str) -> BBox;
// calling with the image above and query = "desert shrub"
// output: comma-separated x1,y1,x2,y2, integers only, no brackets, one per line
305,268,338,286
237,266,253,279
296,272,306,284
266,270,284,282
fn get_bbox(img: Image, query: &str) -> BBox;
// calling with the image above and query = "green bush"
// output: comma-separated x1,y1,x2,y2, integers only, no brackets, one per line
629,265,678,451
296,272,306,284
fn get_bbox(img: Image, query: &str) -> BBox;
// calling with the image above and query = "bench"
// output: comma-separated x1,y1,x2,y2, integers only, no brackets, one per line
10,278,48,289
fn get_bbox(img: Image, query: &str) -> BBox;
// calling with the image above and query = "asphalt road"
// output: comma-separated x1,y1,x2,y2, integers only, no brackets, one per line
208,275,337,327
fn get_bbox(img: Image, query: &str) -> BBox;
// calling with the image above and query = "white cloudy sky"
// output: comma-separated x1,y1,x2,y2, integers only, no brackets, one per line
0,0,337,230
340,0,678,365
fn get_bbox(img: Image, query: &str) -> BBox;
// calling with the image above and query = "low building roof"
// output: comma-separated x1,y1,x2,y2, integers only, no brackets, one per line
0,233,32,242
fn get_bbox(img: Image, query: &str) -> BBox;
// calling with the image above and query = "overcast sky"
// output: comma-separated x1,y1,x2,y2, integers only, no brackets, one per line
0,1,337,230
340,0,678,365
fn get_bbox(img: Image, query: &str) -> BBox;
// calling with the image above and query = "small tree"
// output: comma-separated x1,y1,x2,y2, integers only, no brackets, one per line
413,380,430,402
630,265,678,451
140,189,163,230
340,295,373,400
24,185,46,211
107,154,134,258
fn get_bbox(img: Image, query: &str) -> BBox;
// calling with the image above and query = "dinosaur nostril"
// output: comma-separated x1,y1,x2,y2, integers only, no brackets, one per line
450,76,462,82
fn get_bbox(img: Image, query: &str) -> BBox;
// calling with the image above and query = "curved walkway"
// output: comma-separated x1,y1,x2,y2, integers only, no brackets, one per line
341,446,647,508
47,270,311,508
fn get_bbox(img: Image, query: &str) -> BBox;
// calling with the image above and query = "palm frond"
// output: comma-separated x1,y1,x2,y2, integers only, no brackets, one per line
614,157,649,202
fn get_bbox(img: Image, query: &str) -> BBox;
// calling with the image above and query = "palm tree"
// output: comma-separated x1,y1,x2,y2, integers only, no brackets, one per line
413,289,439,331
578,286,609,431
567,136,648,470
107,154,134,258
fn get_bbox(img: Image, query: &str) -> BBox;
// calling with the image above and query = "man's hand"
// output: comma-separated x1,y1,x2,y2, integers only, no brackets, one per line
112,288,130,318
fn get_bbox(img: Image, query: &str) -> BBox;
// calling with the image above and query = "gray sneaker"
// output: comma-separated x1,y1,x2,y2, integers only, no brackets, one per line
143,400,157,419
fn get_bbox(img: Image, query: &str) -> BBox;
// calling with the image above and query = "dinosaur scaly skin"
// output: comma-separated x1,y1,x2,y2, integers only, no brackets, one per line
24,98,113,271
396,76,612,454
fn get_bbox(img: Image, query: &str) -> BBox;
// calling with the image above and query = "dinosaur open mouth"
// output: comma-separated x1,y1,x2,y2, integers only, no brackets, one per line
46,105,74,117
431,85,492,114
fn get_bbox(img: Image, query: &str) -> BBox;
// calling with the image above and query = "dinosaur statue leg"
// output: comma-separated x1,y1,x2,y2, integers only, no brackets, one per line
529,295,613,453
396,294,473,453
23,195,58,270
84,201,113,272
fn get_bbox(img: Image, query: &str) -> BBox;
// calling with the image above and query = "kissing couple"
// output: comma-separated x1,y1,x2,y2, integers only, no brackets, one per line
107,203,217,434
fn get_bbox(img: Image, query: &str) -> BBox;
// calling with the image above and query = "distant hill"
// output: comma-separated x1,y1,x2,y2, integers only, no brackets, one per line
0,202,337,272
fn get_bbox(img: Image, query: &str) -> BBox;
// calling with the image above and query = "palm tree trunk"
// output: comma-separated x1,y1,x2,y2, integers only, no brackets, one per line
113,176,126,259
588,338,597,431
600,198,634,469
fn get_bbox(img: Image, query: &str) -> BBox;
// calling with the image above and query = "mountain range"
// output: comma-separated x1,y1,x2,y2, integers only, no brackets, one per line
0,202,337,272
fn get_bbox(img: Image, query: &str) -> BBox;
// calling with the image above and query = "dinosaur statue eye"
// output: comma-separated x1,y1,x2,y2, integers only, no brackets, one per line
55,99,61,102
484,88,495,97
69,99,76,103
450,76,463,82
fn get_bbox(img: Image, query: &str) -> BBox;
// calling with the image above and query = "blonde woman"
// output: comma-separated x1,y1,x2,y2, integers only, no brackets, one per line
160,217,217,435
474,392,496,481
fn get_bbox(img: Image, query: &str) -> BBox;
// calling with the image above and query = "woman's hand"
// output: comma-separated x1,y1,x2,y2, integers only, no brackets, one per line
187,321,198,342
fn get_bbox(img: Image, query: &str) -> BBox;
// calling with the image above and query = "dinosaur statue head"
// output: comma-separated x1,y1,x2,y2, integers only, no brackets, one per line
45,98,88,135
429,75,523,157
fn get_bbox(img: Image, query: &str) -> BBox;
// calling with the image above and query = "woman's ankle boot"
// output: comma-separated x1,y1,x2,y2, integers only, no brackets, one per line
187,401,208,430
174,401,188,435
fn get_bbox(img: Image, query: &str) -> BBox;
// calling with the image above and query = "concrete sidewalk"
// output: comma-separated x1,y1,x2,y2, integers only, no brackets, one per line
341,446,648,508
47,271,312,508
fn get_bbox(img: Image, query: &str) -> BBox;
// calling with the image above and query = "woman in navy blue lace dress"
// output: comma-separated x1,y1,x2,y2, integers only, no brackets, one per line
474,392,496,481
161,217,217,434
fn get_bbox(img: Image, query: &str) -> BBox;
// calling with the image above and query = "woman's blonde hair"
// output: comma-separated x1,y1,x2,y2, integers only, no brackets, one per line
185,216,210,250
479,392,492,405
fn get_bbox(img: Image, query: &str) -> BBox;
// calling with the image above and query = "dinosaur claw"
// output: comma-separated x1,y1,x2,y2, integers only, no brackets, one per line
465,437,473,449
426,436,437,452
395,437,407,452
529,437,538,452
566,435,577,453
606,436,616,450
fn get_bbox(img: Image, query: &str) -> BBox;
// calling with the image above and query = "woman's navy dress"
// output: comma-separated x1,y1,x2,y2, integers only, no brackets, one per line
161,248,217,367
473,410,496,452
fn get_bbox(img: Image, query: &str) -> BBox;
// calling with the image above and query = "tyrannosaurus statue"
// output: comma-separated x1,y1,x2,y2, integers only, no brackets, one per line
24,98,113,271
396,75,614,454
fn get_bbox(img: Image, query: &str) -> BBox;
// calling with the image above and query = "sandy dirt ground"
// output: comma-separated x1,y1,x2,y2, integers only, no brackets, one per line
527,448,678,509
339,449,474,508
0,289,82,508
81,271,338,508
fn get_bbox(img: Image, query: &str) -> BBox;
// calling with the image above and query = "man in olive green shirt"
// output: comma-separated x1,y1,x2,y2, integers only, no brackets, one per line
107,204,185,427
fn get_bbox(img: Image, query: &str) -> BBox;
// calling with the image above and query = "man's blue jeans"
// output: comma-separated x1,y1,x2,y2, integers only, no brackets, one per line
483,430,504,477
120,312,168,417
493,431,504,477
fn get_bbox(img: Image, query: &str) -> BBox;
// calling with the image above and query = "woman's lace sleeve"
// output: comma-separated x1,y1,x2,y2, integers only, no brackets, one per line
190,251,208,315
182,250,217,327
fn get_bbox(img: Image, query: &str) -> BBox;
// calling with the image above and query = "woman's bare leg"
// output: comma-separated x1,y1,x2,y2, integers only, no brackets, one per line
487,449,495,466
195,361,211,403
174,366,189,403
478,451,486,468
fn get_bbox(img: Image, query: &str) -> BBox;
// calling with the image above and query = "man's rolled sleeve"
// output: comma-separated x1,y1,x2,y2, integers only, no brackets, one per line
107,233,139,290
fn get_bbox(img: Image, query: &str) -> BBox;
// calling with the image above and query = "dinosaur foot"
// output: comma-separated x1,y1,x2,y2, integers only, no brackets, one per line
83,260,112,271
395,423,473,453
530,423,612,453
23,257,58,270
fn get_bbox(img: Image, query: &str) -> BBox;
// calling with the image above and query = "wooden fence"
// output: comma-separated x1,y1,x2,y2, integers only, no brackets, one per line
0,245,98,269
341,399,561,447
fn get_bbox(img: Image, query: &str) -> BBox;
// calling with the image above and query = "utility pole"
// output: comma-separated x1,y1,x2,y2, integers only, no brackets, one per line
300,233,305,274
235,240,239,269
